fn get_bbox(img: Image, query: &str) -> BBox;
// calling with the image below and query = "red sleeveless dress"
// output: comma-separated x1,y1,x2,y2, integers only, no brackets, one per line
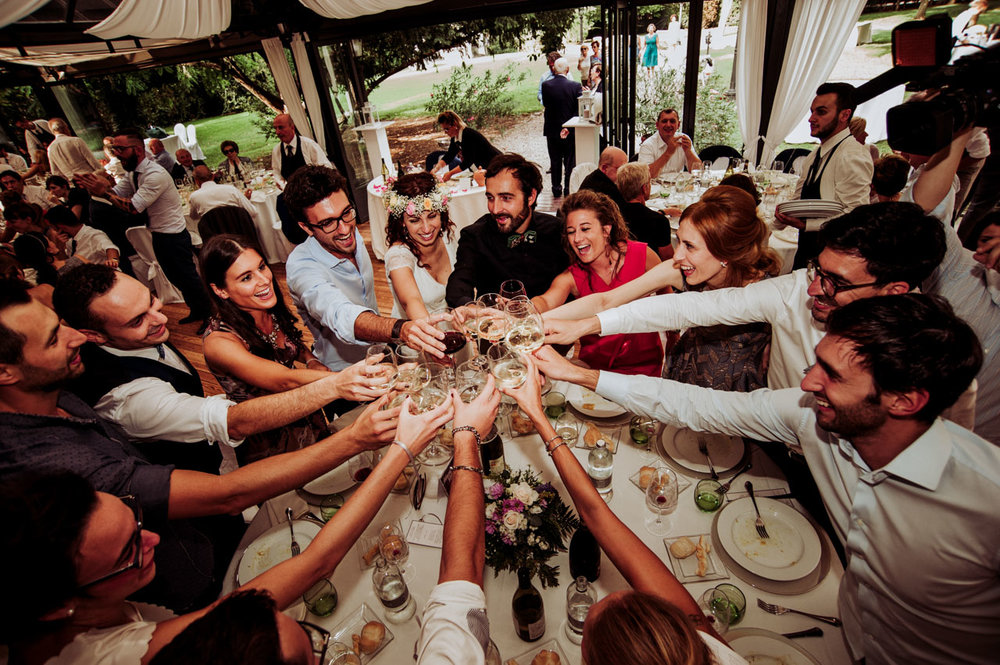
569,240,664,376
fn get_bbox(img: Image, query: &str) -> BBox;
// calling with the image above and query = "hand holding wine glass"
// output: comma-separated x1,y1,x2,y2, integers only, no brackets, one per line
504,298,544,353
476,294,508,344
365,344,398,394
497,352,546,422
487,343,528,390
451,373,501,439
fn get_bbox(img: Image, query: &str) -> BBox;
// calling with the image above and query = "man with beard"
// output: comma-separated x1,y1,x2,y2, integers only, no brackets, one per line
533,293,999,665
446,153,569,306
284,166,446,371
76,128,212,330
775,83,873,270
0,279,402,612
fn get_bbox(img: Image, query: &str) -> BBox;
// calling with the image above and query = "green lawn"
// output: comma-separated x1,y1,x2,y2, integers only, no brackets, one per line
865,6,1000,43
190,111,273,167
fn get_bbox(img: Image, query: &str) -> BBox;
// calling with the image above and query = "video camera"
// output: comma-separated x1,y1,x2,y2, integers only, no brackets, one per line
855,14,999,155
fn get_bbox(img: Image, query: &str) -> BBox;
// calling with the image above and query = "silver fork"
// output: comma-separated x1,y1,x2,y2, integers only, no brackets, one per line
285,507,300,556
757,598,843,627
715,461,752,494
745,481,769,538
697,437,719,480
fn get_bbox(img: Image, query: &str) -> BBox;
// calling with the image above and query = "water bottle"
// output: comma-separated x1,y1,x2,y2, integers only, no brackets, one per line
372,557,415,623
565,575,597,644
588,439,613,499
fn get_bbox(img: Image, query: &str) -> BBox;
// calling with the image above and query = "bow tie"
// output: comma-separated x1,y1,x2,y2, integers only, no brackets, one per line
507,230,537,248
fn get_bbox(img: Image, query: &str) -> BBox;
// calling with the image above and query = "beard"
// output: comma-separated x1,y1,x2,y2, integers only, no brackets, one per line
493,205,531,234
121,152,140,172
815,391,886,439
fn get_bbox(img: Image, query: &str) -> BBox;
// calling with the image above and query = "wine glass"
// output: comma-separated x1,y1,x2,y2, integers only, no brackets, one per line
499,279,527,302
644,468,678,535
487,343,527,389
349,450,376,483
456,359,487,403
504,298,544,353
378,521,410,567
770,159,785,174
475,294,508,346
365,344,398,394
431,307,468,360
415,370,453,464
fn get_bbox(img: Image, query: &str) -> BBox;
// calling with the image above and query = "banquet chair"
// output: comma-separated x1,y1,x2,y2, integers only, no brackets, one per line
186,124,206,161
198,206,260,248
698,144,741,165
125,226,185,304
569,162,597,194
774,148,812,173
172,123,190,150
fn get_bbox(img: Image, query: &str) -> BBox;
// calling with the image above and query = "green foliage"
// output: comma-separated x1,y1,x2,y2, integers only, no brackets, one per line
0,87,44,144
636,67,683,140
636,68,741,152
425,63,528,127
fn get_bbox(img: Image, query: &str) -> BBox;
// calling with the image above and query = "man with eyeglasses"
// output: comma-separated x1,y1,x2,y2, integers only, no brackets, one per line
535,294,1000,665
76,128,212,331
284,166,447,373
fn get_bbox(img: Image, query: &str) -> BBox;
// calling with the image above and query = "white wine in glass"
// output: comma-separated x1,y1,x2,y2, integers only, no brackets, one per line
487,344,527,389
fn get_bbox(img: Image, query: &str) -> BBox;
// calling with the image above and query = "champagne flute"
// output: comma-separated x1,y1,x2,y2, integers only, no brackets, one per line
499,279,527,302
365,344,398,394
644,468,678,535
487,343,528,389
504,298,544,353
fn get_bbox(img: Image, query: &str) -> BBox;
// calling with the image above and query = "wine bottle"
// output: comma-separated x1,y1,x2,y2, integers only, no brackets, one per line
568,524,601,582
512,567,546,642
381,159,389,179
565,575,596,644
479,425,506,475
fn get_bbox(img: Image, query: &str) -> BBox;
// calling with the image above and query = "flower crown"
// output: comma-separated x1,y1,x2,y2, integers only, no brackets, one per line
383,183,450,217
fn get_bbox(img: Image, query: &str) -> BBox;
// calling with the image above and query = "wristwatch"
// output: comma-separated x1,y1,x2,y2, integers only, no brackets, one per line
391,318,409,343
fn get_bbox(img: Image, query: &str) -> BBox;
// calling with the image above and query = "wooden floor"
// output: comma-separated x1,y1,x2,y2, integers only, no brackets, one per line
163,195,564,396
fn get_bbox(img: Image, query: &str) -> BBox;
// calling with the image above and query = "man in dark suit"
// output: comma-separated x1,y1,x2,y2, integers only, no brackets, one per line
578,146,628,210
171,148,206,182
541,58,582,198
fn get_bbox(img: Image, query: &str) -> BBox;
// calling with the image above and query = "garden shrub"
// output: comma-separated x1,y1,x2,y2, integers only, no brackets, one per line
425,62,528,127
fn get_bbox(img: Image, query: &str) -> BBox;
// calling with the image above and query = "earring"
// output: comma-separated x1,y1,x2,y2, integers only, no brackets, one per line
66,608,75,617
720,261,727,267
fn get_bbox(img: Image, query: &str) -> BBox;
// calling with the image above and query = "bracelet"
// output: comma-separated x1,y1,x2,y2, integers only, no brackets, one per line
391,439,415,463
449,464,484,475
543,434,567,456
451,425,483,446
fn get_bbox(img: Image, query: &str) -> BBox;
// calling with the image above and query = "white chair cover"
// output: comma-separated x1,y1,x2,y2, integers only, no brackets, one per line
710,156,730,172
173,123,190,149
791,156,807,176
569,162,597,194
185,124,206,160
125,227,185,304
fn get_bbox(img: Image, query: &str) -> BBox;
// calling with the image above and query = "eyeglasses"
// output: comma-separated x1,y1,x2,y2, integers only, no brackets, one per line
304,206,357,232
806,259,882,297
110,144,134,154
298,621,330,663
77,495,143,590
222,148,236,154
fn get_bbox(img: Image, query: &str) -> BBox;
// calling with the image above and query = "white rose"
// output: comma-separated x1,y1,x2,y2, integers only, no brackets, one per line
512,483,534,505
530,505,543,514
485,504,496,519
503,511,524,531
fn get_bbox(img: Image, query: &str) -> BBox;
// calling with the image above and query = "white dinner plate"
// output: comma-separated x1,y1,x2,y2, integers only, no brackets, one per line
302,461,355,495
716,497,821,582
658,426,745,477
726,628,822,665
237,520,321,586
567,384,627,418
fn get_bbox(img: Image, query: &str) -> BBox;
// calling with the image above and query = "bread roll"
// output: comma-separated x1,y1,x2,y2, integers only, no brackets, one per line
359,621,385,654
531,650,561,665
669,536,697,559
638,466,657,490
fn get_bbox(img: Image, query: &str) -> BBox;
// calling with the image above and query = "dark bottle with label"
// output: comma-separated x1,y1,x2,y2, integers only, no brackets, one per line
479,424,506,476
569,523,601,582
512,567,546,642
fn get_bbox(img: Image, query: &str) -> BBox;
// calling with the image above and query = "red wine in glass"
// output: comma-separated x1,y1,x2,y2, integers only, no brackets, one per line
353,467,372,482
443,331,467,354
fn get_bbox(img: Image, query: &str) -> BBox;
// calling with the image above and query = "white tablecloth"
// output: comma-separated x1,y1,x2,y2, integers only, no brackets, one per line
366,176,490,260
223,383,850,665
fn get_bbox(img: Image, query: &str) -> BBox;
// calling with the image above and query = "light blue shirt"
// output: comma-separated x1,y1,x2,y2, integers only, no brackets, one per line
286,232,378,370
596,373,1000,665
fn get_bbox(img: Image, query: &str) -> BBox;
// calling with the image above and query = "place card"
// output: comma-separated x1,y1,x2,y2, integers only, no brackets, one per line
406,516,444,549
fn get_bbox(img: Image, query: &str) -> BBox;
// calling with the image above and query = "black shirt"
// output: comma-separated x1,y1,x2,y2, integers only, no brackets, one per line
621,202,672,255
579,169,627,211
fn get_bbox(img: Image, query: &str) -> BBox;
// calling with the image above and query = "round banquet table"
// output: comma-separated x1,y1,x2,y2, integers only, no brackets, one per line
223,382,850,665
366,175,490,260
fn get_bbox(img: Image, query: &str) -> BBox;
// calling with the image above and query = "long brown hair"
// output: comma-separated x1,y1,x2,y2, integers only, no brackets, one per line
385,171,455,268
680,185,780,289
559,190,631,292
583,591,713,665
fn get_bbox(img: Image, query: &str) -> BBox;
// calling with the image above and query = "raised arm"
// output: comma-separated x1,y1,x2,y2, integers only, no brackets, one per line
545,259,682,320
386,265,432,320
531,270,577,313
502,356,718,637
909,128,972,214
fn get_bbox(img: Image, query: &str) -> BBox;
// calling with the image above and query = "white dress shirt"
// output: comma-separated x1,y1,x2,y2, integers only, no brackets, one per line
23,184,52,210
636,131,692,174
791,127,874,231
0,152,27,173
93,344,240,447
112,158,186,233
47,134,102,179
901,163,959,223
270,135,332,189
67,224,118,264
187,180,257,223
286,232,378,370
596,373,1000,665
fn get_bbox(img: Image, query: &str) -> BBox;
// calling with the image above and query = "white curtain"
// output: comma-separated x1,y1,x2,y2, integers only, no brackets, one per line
298,0,431,20
758,0,867,166
85,0,230,40
0,0,47,30
735,0,768,164
290,34,326,148
261,37,314,141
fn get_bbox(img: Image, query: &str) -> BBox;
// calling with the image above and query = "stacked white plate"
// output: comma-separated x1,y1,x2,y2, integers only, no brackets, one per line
712,496,829,594
775,199,847,219
656,426,747,478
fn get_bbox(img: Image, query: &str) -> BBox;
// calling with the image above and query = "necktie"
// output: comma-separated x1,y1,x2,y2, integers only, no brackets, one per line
69,238,77,256
155,343,166,359
131,171,139,192
805,149,822,187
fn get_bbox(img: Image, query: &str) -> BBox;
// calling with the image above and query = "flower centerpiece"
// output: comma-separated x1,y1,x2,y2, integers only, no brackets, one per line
484,467,579,588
